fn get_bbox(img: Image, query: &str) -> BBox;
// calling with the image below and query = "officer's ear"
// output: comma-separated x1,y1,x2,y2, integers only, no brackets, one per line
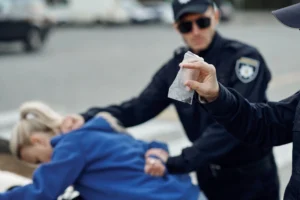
173,23,180,33
212,5,220,25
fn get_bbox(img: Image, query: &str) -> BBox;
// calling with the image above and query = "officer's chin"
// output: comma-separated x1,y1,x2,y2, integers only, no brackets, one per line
190,44,208,54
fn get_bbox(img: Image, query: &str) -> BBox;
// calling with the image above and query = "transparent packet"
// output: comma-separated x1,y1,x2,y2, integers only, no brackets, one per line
168,51,203,105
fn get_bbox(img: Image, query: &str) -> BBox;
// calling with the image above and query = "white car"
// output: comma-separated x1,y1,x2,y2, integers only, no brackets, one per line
121,0,160,24
0,0,54,52
48,0,130,25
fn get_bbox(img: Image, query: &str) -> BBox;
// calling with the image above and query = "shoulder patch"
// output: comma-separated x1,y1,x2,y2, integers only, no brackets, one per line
235,57,260,83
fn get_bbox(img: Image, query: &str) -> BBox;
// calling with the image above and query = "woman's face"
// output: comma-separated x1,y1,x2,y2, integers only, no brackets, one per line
20,132,53,165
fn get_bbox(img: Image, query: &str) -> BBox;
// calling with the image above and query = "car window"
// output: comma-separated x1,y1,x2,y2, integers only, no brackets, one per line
0,1,11,15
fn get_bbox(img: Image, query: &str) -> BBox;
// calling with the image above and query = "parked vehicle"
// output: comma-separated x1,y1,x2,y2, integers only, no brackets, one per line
0,0,54,52
47,0,130,25
121,0,160,24
215,0,234,21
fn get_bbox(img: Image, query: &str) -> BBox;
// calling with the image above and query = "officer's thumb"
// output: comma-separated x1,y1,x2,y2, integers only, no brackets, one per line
185,80,207,96
186,80,220,103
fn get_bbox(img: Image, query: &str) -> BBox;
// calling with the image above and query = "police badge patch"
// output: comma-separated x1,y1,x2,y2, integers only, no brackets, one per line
235,57,260,83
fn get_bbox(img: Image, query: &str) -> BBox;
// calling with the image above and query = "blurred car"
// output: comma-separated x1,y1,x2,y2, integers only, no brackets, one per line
0,139,9,154
47,0,130,25
121,0,160,24
0,0,54,52
147,2,174,24
215,0,234,22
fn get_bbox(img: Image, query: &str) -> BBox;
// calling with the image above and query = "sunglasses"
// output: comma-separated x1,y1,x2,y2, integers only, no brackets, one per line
178,17,211,34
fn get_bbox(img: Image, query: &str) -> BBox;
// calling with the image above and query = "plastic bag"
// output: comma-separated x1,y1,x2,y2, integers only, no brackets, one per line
168,51,203,105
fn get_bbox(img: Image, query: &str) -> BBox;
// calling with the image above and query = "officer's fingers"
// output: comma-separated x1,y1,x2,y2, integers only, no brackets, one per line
72,120,84,130
72,115,85,129
62,115,84,133
61,117,73,133
185,80,207,93
179,61,212,71
185,80,220,103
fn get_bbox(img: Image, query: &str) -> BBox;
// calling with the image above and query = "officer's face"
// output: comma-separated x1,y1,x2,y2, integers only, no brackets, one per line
175,7,220,53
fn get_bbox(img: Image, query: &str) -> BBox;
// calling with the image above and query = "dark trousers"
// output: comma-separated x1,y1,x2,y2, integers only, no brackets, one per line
197,154,280,200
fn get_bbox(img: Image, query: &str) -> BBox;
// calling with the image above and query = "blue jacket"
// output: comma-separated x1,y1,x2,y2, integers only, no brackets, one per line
0,117,199,200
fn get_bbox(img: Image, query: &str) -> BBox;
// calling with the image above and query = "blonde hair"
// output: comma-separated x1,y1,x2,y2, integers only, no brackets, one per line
10,101,63,158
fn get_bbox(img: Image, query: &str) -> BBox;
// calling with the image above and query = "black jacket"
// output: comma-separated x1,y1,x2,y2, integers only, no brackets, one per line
81,32,273,173
203,84,299,199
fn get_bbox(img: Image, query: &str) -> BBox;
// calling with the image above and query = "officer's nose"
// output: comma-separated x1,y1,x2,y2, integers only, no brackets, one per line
191,22,201,35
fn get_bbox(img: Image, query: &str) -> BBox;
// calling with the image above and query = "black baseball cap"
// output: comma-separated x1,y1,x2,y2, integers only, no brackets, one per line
172,0,214,22
272,3,300,28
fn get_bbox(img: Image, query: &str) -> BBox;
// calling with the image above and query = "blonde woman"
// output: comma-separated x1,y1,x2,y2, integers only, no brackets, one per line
0,101,204,200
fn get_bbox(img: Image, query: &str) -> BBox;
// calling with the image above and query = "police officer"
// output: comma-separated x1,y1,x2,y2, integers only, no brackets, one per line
182,3,300,200
61,0,279,199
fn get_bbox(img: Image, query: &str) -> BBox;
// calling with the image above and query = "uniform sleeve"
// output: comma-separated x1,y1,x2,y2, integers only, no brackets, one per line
80,63,172,127
166,50,272,173
166,123,240,173
0,140,86,200
204,84,296,147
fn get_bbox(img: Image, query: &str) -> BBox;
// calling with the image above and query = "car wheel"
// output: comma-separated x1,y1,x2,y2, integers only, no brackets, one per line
0,139,10,154
23,28,44,52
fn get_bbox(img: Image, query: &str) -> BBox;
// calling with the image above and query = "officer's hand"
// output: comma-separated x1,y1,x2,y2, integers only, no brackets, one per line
180,60,219,103
145,148,169,163
144,157,166,177
61,114,85,133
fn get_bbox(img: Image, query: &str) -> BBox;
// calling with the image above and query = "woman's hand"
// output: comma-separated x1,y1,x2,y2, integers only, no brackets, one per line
144,157,166,177
144,148,169,177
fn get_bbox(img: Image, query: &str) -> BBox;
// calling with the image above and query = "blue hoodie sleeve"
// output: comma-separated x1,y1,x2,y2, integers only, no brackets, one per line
0,139,85,200
148,141,169,153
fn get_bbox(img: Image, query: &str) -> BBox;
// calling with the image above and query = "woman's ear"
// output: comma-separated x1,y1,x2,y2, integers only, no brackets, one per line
29,134,48,146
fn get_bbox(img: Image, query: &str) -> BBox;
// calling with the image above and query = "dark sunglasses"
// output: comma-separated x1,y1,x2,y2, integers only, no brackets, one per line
178,17,211,34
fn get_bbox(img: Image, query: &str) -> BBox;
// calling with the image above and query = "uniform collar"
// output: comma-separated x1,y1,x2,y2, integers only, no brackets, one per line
196,32,220,58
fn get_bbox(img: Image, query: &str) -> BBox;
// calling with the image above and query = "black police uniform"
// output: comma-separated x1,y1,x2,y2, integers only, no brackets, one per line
201,3,300,200
81,32,279,200
203,84,300,200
